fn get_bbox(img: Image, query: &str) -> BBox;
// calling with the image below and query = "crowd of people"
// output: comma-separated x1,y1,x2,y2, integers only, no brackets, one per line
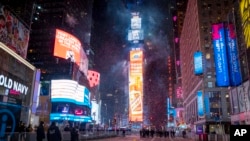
18,121,79,141
139,127,183,138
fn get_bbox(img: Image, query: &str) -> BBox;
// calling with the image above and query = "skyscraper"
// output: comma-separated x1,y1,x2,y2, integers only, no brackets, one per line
180,0,234,134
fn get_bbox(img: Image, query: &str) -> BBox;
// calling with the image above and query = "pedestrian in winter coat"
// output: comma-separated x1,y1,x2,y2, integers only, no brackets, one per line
36,121,45,141
47,122,62,141
70,126,79,141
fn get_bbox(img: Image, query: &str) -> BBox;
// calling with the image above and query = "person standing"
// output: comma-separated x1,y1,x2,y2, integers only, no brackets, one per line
70,126,79,141
36,121,45,141
47,122,62,141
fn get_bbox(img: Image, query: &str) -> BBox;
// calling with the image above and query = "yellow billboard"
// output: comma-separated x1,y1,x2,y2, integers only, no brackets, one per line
129,49,143,122
240,0,250,48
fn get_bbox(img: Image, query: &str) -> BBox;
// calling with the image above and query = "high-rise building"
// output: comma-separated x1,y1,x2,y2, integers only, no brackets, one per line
228,1,250,125
180,0,234,134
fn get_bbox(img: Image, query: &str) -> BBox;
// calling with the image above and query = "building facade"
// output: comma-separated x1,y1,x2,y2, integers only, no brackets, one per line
0,42,36,131
180,0,234,134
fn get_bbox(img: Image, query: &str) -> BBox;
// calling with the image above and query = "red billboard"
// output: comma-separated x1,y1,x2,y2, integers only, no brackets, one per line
53,29,88,76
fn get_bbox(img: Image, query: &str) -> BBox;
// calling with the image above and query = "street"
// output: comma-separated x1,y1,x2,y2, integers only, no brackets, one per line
88,134,194,141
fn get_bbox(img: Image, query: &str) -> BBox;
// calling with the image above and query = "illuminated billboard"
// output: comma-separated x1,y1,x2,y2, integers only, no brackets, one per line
131,16,141,29
128,29,144,41
50,113,92,122
240,0,250,48
129,49,143,122
53,29,88,76
193,51,203,75
87,70,100,87
197,90,204,118
0,5,30,58
51,79,91,107
212,23,230,87
225,24,242,86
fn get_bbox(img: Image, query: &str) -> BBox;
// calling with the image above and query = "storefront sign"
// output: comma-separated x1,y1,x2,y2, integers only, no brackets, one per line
0,74,28,95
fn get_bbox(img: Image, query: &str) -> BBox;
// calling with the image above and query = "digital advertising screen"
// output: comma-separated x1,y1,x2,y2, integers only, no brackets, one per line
128,29,144,41
51,80,91,107
87,70,100,87
0,4,30,59
129,49,143,122
225,24,242,86
50,102,92,122
212,23,230,87
131,16,141,29
193,51,203,75
53,29,88,76
197,90,204,118
240,0,250,48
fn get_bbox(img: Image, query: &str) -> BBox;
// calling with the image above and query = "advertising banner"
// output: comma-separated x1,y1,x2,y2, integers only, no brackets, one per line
193,51,203,75
87,70,100,87
0,5,30,58
50,113,92,122
51,80,91,107
197,90,204,118
129,49,143,122
204,93,210,118
240,0,250,48
53,29,88,76
225,24,242,86
212,23,230,87
131,16,141,29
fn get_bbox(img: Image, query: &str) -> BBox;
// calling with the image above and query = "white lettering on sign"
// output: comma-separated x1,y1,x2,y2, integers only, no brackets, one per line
234,129,247,136
0,74,29,95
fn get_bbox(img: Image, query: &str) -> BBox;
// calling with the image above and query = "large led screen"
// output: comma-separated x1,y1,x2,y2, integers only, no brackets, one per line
53,29,88,76
50,102,92,122
131,16,141,29
129,49,143,122
225,24,242,86
240,0,250,48
51,80,91,107
193,51,203,75
128,30,144,41
212,23,230,87
0,4,30,58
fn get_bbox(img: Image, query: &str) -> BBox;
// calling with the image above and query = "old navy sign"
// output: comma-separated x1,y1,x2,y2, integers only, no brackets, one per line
0,74,28,95
225,24,242,86
212,23,230,87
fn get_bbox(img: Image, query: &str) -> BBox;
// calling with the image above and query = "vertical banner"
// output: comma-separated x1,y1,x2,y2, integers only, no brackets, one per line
197,90,204,118
225,24,242,86
194,51,203,75
129,49,143,122
204,93,210,118
212,23,230,87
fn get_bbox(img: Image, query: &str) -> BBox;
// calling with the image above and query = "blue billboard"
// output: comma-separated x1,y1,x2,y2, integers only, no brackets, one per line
194,51,203,75
204,93,210,118
212,23,230,87
50,113,92,122
225,24,242,86
197,90,204,118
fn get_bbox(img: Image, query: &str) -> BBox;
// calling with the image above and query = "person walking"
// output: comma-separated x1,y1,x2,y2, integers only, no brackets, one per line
47,122,62,141
36,121,45,141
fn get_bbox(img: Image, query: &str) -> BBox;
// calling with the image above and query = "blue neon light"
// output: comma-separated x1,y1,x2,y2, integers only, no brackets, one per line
50,113,92,122
194,51,203,75
212,23,230,87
